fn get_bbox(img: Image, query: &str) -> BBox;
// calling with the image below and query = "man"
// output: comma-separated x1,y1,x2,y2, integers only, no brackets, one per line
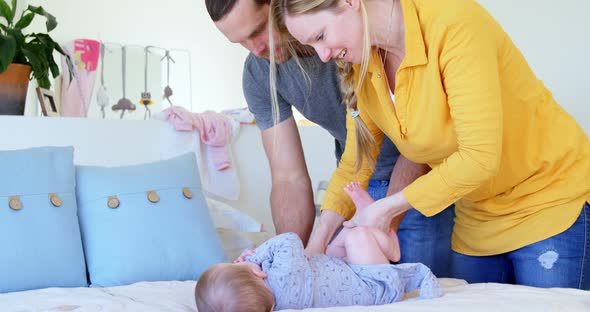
204,0,454,277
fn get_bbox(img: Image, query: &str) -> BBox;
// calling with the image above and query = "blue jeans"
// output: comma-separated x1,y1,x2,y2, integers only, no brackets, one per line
451,202,589,289
367,179,455,278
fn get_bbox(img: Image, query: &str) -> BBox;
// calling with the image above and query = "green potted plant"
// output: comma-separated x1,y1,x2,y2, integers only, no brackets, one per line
0,0,72,115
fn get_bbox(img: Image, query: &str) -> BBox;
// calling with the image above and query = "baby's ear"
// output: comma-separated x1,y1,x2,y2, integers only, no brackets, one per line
251,268,268,279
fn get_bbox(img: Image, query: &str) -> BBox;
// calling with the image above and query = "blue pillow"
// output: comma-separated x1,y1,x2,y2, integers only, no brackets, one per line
76,152,226,287
0,146,87,293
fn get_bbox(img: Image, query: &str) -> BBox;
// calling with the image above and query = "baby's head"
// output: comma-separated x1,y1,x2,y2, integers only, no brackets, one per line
195,262,274,312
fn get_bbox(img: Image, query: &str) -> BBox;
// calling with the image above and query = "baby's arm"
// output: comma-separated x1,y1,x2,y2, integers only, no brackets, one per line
245,232,307,268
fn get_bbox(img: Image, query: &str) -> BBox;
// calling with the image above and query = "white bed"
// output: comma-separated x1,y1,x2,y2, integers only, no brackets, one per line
1,117,588,311
1,278,588,311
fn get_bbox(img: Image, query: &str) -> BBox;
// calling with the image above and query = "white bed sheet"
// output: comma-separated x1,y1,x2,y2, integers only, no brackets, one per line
1,279,588,312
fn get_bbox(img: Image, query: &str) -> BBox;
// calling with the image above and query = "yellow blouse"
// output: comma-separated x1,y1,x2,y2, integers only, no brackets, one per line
321,0,590,255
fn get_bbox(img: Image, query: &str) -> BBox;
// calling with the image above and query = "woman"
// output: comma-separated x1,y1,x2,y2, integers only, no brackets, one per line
270,0,590,288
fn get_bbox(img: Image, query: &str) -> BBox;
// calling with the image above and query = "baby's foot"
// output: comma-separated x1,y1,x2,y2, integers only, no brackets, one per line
344,182,375,210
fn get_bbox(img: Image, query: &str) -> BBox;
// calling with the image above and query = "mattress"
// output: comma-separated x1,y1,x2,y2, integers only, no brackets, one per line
1,278,588,311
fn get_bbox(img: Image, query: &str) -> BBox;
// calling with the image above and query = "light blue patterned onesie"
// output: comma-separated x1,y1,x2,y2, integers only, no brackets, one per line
245,233,443,310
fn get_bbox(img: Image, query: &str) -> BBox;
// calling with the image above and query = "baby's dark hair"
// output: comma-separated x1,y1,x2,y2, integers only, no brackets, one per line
195,263,275,312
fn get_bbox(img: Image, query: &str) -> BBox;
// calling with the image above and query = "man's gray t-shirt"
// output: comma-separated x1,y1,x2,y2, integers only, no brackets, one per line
242,53,398,181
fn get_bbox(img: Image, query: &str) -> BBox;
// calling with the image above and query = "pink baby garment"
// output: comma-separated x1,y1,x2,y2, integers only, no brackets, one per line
156,106,240,200
60,39,100,117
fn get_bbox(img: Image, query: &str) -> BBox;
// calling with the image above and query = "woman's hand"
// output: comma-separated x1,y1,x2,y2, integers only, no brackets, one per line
343,191,412,232
304,239,327,257
304,210,345,257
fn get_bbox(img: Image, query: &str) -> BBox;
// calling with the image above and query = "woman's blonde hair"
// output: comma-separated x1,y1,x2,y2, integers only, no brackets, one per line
195,264,274,312
269,0,375,171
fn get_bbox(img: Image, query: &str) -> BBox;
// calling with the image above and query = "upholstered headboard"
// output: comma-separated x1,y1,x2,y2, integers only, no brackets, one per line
0,116,336,233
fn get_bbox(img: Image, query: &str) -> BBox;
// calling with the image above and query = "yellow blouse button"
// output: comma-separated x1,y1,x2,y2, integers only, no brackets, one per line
49,193,62,207
9,196,22,211
147,191,160,203
182,187,193,199
107,196,120,209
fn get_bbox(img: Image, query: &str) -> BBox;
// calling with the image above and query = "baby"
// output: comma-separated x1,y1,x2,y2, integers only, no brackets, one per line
325,182,401,263
195,182,442,311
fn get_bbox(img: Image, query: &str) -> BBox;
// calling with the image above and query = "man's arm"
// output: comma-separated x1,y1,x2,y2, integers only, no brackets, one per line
261,117,315,245
387,155,431,232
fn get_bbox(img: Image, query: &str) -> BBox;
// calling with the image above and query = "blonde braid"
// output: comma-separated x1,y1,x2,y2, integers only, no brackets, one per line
335,59,375,172
272,0,376,170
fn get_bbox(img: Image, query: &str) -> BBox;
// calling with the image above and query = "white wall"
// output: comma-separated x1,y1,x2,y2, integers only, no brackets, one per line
26,0,249,115
477,0,590,134
21,0,588,132
4,0,589,232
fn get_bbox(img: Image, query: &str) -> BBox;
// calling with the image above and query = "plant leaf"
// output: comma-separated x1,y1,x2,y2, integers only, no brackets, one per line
47,53,59,78
8,28,26,65
35,34,60,79
0,33,16,73
35,33,52,46
26,5,57,32
23,44,47,73
36,75,50,89
54,42,73,82
23,39,55,88
21,46,43,77
0,0,14,25
5,27,24,48
14,12,34,29
53,41,67,56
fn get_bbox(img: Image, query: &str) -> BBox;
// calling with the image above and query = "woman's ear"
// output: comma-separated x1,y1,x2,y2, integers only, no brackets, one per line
343,0,361,10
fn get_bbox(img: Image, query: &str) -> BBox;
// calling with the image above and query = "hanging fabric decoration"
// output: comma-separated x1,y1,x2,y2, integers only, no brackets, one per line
59,39,100,117
139,46,154,120
161,50,175,106
96,42,110,119
111,46,136,119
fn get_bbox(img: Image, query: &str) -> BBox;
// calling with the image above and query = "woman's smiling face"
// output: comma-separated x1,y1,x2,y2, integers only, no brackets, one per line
284,0,364,64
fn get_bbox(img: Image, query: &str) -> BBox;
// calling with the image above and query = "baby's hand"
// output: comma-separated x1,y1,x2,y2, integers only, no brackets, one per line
233,249,255,263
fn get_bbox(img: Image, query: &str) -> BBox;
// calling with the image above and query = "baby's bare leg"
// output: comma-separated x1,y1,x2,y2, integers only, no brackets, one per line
326,228,349,260
372,228,401,262
326,182,373,260
326,228,400,262
343,182,374,209
343,182,400,262
343,226,397,265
